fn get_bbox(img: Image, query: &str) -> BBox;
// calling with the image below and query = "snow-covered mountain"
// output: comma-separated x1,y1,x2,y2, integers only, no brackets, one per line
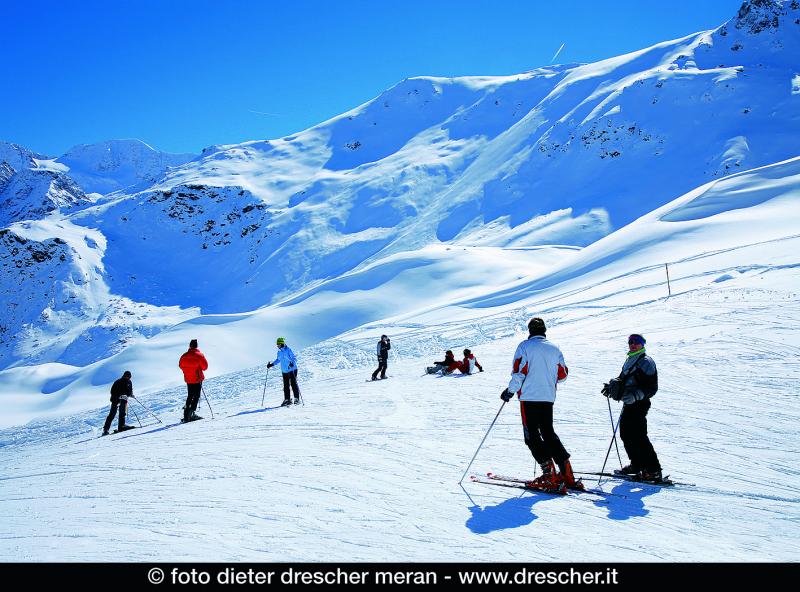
56,139,195,195
0,142,90,227
1,0,799,419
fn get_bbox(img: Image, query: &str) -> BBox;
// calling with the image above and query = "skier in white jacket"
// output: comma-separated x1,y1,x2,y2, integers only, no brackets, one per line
501,317,582,491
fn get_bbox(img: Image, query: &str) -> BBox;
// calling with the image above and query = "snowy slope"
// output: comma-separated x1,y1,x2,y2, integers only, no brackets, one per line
0,203,797,561
1,0,799,418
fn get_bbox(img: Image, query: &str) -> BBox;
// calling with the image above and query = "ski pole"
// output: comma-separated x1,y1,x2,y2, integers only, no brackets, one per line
201,385,215,419
128,400,142,428
598,408,623,486
607,395,623,468
261,366,270,408
132,395,162,424
458,400,507,485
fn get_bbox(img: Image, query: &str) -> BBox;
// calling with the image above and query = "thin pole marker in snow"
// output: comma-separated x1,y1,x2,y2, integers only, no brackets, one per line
459,401,507,485
665,263,672,297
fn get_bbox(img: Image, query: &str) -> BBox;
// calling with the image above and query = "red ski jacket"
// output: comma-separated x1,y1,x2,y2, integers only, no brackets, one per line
179,348,208,384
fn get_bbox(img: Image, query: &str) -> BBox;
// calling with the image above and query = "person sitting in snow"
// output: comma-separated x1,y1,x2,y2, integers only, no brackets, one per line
459,349,484,374
426,350,460,375
267,337,301,406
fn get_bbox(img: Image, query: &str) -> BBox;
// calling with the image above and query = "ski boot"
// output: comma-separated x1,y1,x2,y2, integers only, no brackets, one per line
281,398,292,407
294,397,301,405
189,411,203,421
118,424,137,432
634,469,664,484
558,459,584,491
525,461,567,494
614,464,639,476
101,430,110,436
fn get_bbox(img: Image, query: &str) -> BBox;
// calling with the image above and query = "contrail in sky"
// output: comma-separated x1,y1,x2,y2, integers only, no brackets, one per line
248,109,281,117
550,43,566,64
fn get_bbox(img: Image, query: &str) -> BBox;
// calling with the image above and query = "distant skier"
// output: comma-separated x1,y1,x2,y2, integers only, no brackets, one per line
371,335,391,380
459,349,484,374
267,337,301,406
426,350,459,375
500,318,581,491
179,339,208,423
602,334,662,482
102,370,136,435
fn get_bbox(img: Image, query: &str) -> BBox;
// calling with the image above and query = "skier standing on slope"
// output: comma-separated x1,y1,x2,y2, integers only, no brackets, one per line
459,349,484,374
371,334,391,381
500,318,582,491
267,337,301,406
102,370,136,435
602,334,663,482
179,339,209,423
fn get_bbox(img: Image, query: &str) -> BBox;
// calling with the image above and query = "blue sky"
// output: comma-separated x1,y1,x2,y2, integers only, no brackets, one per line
2,0,742,156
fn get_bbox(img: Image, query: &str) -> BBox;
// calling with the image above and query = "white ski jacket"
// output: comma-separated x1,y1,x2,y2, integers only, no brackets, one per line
507,335,568,403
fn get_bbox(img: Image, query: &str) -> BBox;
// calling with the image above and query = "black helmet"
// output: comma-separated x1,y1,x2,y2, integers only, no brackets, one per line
463,349,471,356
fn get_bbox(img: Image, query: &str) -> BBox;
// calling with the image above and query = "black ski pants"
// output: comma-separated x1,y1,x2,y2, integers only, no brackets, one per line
185,383,202,414
372,357,388,379
282,370,300,400
520,401,570,469
620,398,661,472
103,399,127,432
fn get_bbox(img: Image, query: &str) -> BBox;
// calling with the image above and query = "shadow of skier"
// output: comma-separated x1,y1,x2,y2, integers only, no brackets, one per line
597,480,662,520
465,492,555,534
229,406,283,417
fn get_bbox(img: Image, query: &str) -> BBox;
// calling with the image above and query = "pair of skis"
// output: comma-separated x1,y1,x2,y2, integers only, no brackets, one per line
470,472,617,501
470,470,693,498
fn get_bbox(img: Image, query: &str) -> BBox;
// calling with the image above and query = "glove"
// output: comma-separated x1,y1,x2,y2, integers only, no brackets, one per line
622,388,645,405
500,388,513,402
601,383,610,398
288,362,295,369
267,362,273,369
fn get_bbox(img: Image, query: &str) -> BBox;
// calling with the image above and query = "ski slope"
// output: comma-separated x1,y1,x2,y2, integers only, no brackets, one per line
1,155,798,560
1,265,797,561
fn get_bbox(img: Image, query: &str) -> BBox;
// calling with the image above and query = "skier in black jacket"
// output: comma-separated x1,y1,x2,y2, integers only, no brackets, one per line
602,334,662,482
102,371,136,435
371,335,391,380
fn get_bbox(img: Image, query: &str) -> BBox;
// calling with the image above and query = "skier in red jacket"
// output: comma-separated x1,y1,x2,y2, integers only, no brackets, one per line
178,339,208,423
